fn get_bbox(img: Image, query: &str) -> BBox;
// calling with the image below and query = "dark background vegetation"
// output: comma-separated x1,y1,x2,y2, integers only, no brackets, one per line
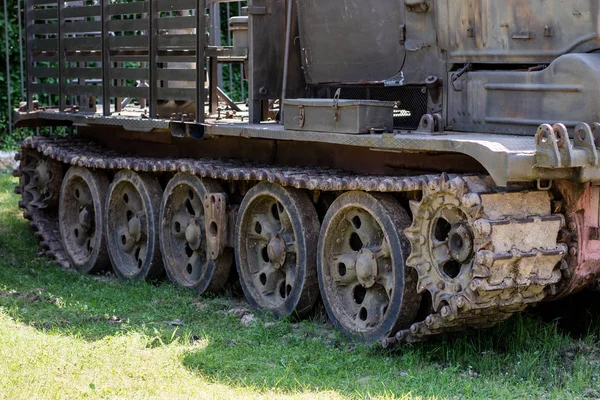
0,0,30,149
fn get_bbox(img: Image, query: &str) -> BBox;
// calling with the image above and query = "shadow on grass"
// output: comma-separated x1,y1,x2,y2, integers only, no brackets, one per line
1,173,599,398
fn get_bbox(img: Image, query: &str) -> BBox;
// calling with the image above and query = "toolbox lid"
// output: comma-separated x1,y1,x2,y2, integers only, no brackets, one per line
284,98,395,108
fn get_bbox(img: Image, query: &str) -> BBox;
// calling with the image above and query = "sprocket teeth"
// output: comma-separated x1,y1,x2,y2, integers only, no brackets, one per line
409,200,422,218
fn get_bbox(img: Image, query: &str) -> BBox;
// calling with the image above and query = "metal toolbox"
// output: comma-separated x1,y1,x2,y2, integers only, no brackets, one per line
283,95,394,134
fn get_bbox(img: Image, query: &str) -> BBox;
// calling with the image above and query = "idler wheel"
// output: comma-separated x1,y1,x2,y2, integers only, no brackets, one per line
317,191,420,342
20,151,62,209
235,182,319,318
105,170,164,281
59,166,110,274
159,173,233,294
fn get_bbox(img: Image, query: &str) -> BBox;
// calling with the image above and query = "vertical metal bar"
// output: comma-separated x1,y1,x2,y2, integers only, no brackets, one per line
17,0,25,99
196,0,206,123
58,0,65,112
3,0,13,135
248,0,261,123
149,0,157,118
25,0,33,112
209,56,218,113
280,0,293,122
238,1,244,102
210,2,222,90
226,1,232,98
208,3,218,113
101,0,110,115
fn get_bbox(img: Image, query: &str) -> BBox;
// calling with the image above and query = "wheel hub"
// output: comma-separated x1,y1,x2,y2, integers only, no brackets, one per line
448,224,473,263
78,206,92,231
267,234,287,268
128,215,142,242
356,249,378,288
185,220,202,251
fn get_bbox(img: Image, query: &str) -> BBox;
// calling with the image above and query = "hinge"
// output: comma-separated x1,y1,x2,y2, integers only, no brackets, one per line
243,6,267,16
405,0,430,12
399,24,406,45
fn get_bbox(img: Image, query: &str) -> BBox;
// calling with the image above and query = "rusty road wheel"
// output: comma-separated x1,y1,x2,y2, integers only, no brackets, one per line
317,192,420,342
59,166,110,274
235,182,319,318
160,173,233,294
20,151,62,209
105,170,164,281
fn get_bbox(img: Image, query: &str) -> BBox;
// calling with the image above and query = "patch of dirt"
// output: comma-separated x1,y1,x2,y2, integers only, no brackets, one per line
0,288,60,304
107,315,122,324
164,319,184,327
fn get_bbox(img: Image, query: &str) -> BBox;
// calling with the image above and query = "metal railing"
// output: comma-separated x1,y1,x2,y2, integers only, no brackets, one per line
1,0,247,134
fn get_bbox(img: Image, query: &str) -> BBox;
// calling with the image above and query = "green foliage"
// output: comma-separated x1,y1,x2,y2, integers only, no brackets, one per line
219,2,248,103
0,0,27,149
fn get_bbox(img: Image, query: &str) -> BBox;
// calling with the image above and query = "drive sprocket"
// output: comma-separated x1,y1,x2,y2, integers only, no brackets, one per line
405,174,482,315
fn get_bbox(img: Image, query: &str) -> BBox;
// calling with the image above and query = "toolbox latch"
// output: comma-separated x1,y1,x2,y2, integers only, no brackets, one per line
294,106,305,128
332,88,341,122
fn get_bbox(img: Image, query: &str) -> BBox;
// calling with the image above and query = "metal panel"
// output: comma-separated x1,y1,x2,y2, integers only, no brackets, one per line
62,5,101,19
64,85,103,97
107,19,148,32
29,24,59,34
62,21,102,33
156,69,196,81
30,9,58,20
106,2,148,15
110,68,149,80
156,16,196,30
32,0,59,5
107,36,148,49
62,68,102,79
435,0,600,64
30,38,58,51
156,34,196,50
63,37,102,51
31,68,59,78
155,0,196,12
296,0,405,84
30,83,60,93
156,88,196,101
109,86,149,98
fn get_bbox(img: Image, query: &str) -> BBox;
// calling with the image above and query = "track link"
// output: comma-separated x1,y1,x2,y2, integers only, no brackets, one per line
14,136,566,344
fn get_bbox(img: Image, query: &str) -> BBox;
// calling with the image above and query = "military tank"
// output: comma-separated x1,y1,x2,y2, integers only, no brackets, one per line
12,0,600,346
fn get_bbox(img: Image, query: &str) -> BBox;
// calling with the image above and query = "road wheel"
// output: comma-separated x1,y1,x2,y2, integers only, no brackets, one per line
105,170,164,281
160,173,233,294
318,191,420,341
59,166,110,274
235,182,319,318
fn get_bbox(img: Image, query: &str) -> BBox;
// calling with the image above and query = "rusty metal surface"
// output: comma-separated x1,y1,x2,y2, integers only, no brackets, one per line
449,54,600,135
553,181,600,298
435,0,600,64
399,175,565,344
16,114,598,186
19,136,437,193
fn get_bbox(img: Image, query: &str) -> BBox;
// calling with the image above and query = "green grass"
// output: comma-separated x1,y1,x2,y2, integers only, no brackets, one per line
0,173,599,399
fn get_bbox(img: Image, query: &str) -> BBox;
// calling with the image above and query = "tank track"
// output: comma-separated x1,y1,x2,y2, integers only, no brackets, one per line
13,136,566,344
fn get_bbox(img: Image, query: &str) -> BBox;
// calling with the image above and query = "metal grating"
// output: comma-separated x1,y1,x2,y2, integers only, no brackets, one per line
24,0,208,121
310,85,428,130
